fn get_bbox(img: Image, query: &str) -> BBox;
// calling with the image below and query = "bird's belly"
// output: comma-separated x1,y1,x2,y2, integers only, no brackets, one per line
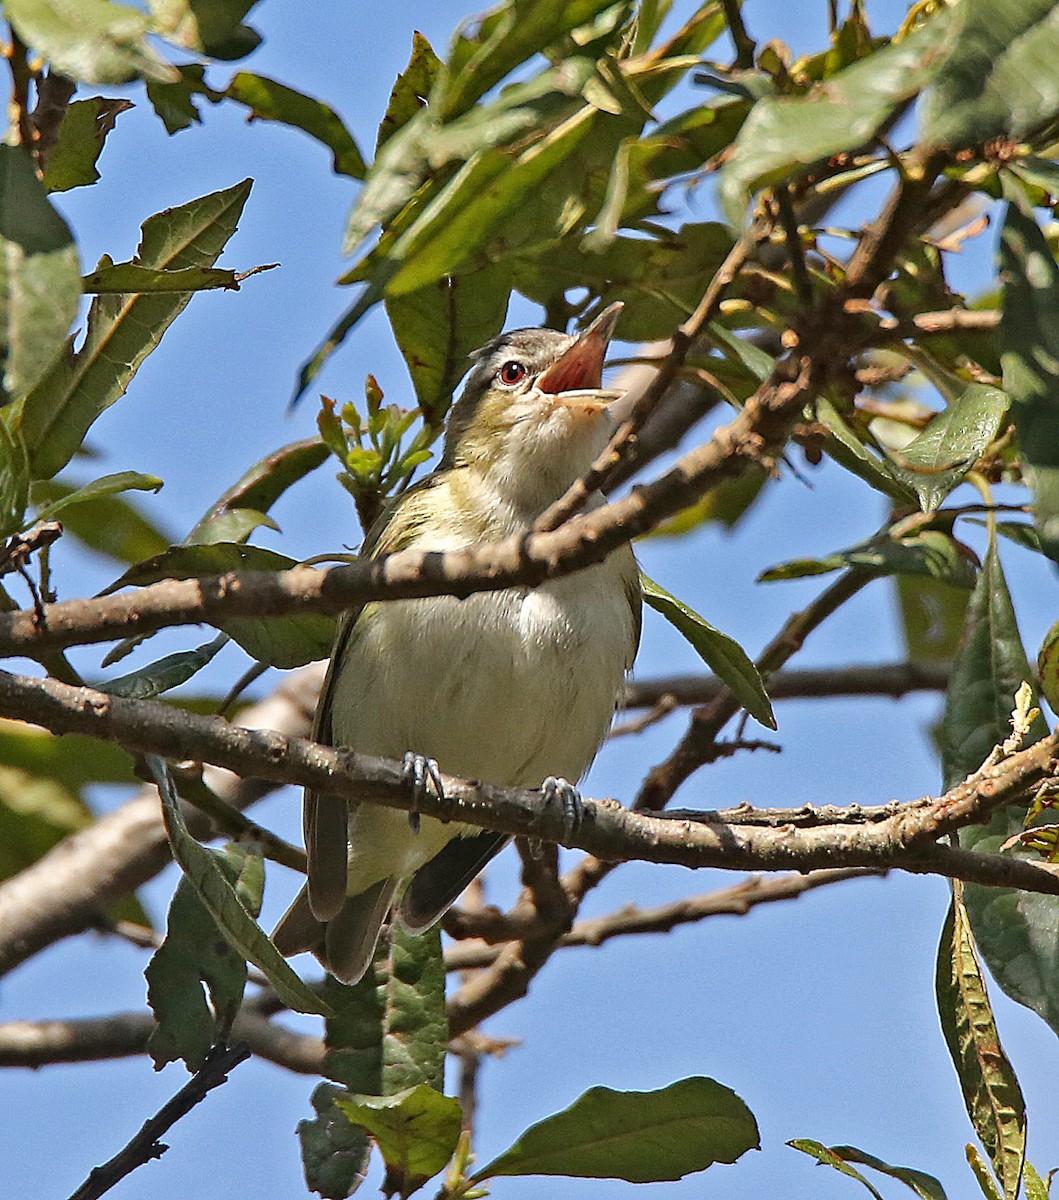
330,560,635,789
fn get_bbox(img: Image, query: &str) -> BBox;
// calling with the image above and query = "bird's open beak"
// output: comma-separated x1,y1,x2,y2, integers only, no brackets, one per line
536,302,623,395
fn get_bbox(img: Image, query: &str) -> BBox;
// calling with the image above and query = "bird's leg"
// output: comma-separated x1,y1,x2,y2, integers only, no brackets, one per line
402,752,445,834
541,776,583,846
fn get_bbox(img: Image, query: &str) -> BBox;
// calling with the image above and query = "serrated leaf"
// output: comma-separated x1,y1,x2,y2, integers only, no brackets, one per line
105,633,228,700
335,1086,463,1199
999,198,1059,562
106,542,335,668
148,755,329,1017
889,385,1008,513
226,73,366,179
81,263,242,293
42,97,133,193
0,144,81,409
761,529,978,589
640,572,775,729
788,1140,885,1199
5,0,176,84
922,0,1059,150
720,14,952,224
146,842,263,1070
473,1076,759,1183
831,1145,950,1200
148,0,262,60
16,178,252,480
937,889,1026,1200
34,469,162,523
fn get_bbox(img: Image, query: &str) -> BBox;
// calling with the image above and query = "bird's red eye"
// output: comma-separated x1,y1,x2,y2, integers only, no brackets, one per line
498,360,527,386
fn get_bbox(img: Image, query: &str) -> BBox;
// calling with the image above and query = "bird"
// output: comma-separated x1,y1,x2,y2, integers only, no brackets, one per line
272,302,641,984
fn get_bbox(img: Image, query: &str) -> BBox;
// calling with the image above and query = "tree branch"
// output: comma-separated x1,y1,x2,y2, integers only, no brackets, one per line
67,1042,250,1200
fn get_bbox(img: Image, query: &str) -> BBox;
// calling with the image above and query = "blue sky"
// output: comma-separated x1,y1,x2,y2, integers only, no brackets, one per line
4,2,1059,1198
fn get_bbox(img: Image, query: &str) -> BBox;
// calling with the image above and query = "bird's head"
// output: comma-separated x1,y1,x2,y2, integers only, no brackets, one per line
443,302,624,508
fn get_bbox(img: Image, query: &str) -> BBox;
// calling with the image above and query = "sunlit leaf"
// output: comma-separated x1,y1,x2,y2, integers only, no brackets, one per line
148,0,263,60
17,179,252,480
335,1086,463,1199
5,0,176,84
473,1077,759,1183
33,470,162,522
0,144,81,409
760,529,977,589
81,263,243,293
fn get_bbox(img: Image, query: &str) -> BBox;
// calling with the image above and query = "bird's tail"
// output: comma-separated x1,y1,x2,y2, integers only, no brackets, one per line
272,877,399,985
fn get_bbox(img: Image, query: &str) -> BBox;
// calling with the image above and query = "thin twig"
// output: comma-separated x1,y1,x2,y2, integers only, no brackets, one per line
66,1042,250,1200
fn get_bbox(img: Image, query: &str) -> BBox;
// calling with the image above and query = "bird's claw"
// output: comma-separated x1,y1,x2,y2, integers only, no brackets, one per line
542,776,582,846
402,752,444,834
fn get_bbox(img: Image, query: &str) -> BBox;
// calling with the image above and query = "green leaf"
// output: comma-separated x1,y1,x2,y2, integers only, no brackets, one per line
385,264,511,421
944,534,1059,1050
831,1144,949,1200
81,263,243,293
226,73,367,179
720,13,952,224
0,416,30,539
29,478,172,564
335,1086,463,1199
301,926,447,1197
0,144,81,409
105,633,229,700
106,542,335,668
145,842,263,1070
1038,619,1059,716
16,178,252,480
5,0,176,84
376,32,443,152
640,572,775,729
1024,1162,1052,1200
187,437,329,542
300,1082,373,1200
0,718,135,792
895,574,970,663
936,890,1026,1200
815,396,916,504
33,469,162,523
473,1076,759,1184
42,97,133,193
0,763,91,881
148,0,263,59
888,385,1008,514
967,1144,1005,1200
788,1140,885,1199
760,529,978,589
941,534,1046,789
922,0,1059,150
148,755,329,1017
999,198,1059,562
145,63,212,135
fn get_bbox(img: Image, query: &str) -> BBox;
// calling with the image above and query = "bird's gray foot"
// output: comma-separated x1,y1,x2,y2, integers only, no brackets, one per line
402,752,444,834
542,776,582,846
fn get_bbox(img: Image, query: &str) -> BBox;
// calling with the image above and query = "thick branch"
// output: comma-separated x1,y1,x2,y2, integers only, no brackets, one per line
1,667,1058,986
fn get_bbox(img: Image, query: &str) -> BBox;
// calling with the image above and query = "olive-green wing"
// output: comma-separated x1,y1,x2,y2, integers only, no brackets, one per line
303,470,448,921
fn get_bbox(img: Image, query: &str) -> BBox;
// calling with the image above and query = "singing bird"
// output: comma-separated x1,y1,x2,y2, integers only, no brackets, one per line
273,303,641,983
